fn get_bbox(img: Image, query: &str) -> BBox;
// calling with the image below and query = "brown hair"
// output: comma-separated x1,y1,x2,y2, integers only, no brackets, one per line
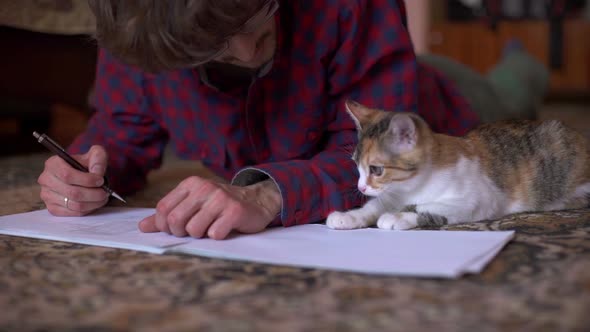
88,0,268,72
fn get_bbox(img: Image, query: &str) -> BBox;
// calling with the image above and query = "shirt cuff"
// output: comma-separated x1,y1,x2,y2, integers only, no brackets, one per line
231,168,283,227
232,159,346,227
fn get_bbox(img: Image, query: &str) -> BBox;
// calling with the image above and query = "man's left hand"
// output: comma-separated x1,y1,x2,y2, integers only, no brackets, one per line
138,177,281,240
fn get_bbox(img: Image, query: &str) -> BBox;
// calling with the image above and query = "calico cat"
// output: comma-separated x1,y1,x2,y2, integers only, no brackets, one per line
327,101,590,231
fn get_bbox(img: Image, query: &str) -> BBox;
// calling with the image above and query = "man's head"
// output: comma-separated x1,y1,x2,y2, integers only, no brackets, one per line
88,0,279,72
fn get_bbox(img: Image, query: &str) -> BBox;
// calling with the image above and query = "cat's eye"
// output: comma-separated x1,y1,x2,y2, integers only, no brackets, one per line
369,165,384,176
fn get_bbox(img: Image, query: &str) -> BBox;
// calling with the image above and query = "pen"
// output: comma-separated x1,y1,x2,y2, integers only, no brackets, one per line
32,131,126,203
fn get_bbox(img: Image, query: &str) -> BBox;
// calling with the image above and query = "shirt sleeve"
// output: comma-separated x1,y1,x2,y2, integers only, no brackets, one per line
232,0,420,226
68,49,168,195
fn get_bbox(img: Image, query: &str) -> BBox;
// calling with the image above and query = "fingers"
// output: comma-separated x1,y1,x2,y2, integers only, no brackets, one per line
86,145,108,176
138,214,159,233
206,199,254,240
41,188,109,216
151,177,237,238
39,170,109,203
154,188,189,235
166,193,206,237
38,147,111,217
153,176,215,236
185,190,227,238
144,177,262,240
205,213,235,240
41,156,104,188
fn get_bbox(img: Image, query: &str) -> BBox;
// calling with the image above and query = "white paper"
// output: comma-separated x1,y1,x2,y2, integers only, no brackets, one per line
462,241,507,273
0,208,188,254
173,225,514,278
0,207,514,278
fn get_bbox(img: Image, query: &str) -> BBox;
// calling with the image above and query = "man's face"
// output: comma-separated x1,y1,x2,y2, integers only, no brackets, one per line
211,5,277,69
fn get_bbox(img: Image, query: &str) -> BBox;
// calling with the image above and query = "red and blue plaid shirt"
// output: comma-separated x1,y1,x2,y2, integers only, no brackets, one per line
70,0,479,227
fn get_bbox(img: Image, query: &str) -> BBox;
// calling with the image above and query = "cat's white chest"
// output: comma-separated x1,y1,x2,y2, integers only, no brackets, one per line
406,156,507,223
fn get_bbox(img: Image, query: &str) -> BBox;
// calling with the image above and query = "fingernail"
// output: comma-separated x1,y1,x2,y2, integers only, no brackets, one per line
91,165,105,175
96,177,104,186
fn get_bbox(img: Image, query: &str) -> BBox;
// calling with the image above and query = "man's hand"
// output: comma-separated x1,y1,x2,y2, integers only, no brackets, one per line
138,177,282,240
38,145,110,216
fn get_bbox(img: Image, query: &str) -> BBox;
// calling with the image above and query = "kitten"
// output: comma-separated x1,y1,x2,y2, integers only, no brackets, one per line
327,101,590,231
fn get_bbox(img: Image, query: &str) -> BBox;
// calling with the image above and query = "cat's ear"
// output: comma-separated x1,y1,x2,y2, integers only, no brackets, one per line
345,100,377,131
388,113,417,154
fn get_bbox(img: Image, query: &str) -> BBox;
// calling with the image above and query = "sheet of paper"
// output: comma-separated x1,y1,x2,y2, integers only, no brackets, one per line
0,208,187,254
173,224,514,278
463,241,508,273
0,207,514,278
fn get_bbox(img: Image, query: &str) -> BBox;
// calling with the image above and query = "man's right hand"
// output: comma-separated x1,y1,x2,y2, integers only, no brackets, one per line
38,145,110,216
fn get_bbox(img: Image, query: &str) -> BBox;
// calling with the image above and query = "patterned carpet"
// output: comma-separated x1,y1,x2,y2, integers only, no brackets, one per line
0,4,588,329
0,153,589,331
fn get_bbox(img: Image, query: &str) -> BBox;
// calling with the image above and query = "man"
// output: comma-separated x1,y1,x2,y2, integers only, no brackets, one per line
37,0,545,239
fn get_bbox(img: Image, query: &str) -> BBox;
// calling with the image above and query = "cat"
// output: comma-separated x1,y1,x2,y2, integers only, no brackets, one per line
326,100,590,231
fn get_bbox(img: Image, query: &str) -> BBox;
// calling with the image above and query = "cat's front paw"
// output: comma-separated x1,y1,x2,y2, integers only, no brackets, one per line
377,212,418,230
326,211,366,230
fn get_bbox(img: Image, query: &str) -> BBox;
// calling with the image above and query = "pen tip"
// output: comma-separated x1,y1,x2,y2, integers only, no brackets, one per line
32,132,40,139
111,192,127,203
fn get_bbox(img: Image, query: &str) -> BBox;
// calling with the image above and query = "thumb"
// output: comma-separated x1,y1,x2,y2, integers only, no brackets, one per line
86,145,108,176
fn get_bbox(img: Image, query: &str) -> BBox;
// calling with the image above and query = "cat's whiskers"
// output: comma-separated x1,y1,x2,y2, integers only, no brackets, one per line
379,187,404,208
375,195,392,213
355,190,366,201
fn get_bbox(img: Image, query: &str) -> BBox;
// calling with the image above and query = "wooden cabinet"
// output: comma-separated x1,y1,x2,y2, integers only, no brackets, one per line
429,20,590,96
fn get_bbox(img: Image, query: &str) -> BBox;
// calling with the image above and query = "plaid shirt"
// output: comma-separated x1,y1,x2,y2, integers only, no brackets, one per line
70,0,479,227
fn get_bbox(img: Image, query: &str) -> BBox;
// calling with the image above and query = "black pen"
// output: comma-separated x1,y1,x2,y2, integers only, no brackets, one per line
32,131,126,203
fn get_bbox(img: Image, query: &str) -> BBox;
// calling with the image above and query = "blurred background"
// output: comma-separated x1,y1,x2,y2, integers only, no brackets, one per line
0,0,588,156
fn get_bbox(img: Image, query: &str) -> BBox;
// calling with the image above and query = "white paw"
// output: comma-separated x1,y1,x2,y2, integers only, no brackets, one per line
377,212,418,230
326,211,365,230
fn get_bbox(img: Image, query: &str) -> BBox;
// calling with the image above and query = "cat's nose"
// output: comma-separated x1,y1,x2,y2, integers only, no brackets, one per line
358,185,366,193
